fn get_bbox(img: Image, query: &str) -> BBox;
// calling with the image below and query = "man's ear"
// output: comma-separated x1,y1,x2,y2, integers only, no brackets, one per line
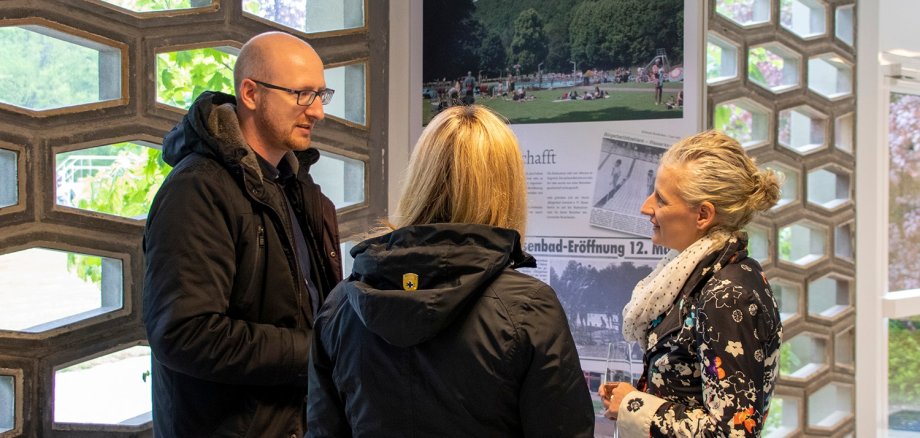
697,201,717,232
237,79,259,110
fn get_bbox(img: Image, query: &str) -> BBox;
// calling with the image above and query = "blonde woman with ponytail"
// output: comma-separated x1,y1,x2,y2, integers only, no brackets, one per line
600,130,782,437
307,105,594,437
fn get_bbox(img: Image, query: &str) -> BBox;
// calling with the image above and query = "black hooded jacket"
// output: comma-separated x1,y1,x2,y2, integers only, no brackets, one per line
143,91,342,437
307,224,594,437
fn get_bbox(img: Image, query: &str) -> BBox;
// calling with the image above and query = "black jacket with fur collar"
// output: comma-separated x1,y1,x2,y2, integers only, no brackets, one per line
143,91,342,438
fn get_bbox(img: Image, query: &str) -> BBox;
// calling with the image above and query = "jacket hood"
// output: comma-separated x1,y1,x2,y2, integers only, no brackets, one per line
161,91,320,179
344,224,536,348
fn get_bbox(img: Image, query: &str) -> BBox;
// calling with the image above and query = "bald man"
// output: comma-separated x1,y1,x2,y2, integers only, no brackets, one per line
143,32,343,438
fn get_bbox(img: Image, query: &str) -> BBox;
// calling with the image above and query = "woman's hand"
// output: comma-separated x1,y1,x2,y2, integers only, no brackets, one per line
598,381,638,420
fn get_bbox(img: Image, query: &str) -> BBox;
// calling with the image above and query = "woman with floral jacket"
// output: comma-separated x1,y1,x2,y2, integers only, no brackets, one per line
600,130,783,437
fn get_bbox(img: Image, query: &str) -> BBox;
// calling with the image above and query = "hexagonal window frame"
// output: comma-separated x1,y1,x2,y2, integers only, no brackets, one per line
52,342,152,430
778,104,828,155
762,161,801,211
242,0,367,37
0,18,128,117
807,381,854,432
807,272,853,322
53,137,170,222
748,42,802,94
715,0,772,28
780,331,829,381
808,53,854,101
713,97,772,150
154,42,241,113
778,219,829,269
806,164,852,212
0,244,128,335
707,31,740,85
770,277,803,324
780,0,828,40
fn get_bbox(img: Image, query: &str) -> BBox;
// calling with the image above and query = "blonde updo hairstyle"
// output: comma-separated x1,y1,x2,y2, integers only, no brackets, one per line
660,130,781,234
391,105,527,237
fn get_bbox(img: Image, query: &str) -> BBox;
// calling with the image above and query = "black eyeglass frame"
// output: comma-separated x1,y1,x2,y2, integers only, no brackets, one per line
251,79,335,106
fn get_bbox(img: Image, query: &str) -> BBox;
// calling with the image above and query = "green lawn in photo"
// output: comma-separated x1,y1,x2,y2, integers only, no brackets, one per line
422,83,683,125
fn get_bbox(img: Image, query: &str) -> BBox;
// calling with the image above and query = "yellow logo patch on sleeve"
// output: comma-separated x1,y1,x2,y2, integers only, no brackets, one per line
402,273,419,292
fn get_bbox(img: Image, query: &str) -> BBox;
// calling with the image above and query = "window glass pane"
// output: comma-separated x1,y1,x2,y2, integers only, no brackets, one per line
0,248,123,333
243,0,365,34
0,375,13,433
325,63,367,126
54,346,151,425
0,148,16,208
889,92,920,291
0,25,121,111
100,0,214,13
313,151,365,210
889,317,920,435
55,142,171,220
156,47,237,110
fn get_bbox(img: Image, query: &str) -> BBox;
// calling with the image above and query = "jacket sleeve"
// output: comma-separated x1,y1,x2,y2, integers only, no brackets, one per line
617,272,781,437
143,167,310,386
306,297,351,438
516,283,595,438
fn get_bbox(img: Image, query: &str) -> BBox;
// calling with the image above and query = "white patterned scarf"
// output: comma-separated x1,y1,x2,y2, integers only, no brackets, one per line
621,231,730,349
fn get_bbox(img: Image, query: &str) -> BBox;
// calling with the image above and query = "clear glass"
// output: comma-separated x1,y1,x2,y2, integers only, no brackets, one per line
100,0,214,13
55,142,171,220
0,148,16,208
780,332,827,380
0,248,123,332
835,5,855,47
0,25,121,111
763,395,801,438
888,93,920,291
243,0,364,34
748,43,801,93
770,278,801,323
54,346,151,425
889,317,920,435
778,220,827,267
808,54,854,100
778,105,827,155
156,46,238,110
712,98,771,149
807,275,851,320
715,0,771,27
745,223,769,264
835,222,854,261
807,382,853,430
706,32,739,84
806,166,851,211
324,63,366,126
0,375,12,433
835,113,854,153
312,150,366,210
779,0,827,39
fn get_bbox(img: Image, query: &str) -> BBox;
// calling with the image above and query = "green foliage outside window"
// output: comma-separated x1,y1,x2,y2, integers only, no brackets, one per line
157,47,236,109
890,319,920,406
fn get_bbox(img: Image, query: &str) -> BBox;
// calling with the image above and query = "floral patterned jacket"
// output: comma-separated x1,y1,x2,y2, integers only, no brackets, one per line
618,237,782,437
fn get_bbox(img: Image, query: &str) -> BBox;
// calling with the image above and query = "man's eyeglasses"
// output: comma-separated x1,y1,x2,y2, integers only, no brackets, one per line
251,79,335,106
